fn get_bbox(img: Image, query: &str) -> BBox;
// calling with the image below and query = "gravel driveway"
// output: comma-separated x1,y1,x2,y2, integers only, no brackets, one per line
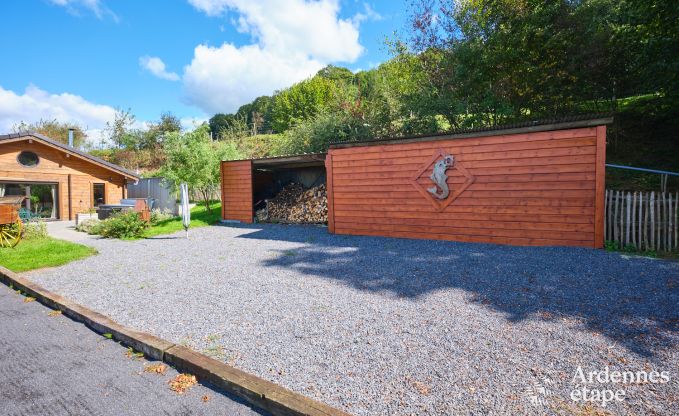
28,223,679,415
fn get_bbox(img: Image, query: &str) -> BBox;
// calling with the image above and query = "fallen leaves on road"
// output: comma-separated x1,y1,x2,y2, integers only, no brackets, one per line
169,374,197,394
23,297,36,303
202,395,210,402
48,310,62,317
412,381,431,395
538,311,553,319
126,347,145,360
552,399,614,416
143,363,167,375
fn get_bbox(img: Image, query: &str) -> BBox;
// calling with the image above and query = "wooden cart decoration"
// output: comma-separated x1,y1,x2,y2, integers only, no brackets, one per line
0,196,25,248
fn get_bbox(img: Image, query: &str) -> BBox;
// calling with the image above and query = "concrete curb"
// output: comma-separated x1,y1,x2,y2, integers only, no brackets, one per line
0,266,350,416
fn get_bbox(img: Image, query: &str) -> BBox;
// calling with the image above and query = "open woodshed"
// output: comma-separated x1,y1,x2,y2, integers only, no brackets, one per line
221,153,327,224
221,117,611,248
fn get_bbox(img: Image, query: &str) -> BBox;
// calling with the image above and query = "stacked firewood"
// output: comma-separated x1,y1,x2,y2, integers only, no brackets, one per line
256,183,327,223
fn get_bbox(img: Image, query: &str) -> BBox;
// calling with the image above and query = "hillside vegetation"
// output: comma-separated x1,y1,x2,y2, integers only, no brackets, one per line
207,0,678,190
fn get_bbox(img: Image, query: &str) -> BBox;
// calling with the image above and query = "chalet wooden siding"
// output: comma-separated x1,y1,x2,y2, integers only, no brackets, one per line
220,160,253,223
0,139,130,220
327,126,607,248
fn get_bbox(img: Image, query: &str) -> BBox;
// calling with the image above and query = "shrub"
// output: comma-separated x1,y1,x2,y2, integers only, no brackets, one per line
88,221,107,236
22,221,48,240
75,218,102,234
96,211,149,239
150,208,176,225
278,111,373,154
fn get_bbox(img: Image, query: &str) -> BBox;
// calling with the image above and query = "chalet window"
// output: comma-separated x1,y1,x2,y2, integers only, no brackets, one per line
17,151,39,167
93,183,106,206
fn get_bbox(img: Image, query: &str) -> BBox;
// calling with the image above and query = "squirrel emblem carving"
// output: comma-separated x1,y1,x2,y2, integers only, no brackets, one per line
427,155,455,200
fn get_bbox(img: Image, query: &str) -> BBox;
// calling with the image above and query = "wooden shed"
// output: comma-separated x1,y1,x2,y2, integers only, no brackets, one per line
0,132,139,220
221,117,611,248
221,154,327,224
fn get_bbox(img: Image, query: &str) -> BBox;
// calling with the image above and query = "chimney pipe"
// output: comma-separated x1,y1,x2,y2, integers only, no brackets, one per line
68,128,74,147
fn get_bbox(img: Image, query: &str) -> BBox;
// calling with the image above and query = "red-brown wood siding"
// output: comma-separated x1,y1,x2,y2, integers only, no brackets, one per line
220,160,253,223
593,126,607,248
325,153,336,233
327,126,607,247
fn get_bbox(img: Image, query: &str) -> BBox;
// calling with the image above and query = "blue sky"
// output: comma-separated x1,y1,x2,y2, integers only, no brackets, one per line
0,0,407,143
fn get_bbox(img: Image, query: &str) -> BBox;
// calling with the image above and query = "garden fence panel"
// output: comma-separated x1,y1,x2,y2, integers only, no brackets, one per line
127,178,177,214
604,190,678,252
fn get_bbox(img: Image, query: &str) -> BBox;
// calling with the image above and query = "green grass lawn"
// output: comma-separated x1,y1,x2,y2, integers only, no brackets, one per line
0,203,222,272
0,237,97,273
144,202,222,238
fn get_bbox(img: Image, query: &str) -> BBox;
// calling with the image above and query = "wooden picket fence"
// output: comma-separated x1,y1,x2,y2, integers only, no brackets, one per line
604,190,679,252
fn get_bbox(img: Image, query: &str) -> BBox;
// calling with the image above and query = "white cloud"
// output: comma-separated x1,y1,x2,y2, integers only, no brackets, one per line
187,0,363,61
0,84,117,146
187,0,363,62
180,116,208,131
353,3,383,25
183,44,324,114
48,0,118,21
183,0,369,113
139,56,180,81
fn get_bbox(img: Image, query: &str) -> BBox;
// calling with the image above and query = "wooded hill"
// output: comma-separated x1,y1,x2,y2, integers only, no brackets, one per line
210,0,679,191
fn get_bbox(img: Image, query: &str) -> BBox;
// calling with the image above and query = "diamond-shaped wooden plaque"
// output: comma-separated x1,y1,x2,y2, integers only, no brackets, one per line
410,149,475,212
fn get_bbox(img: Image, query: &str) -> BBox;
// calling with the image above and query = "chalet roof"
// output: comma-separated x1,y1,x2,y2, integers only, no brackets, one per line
0,132,140,180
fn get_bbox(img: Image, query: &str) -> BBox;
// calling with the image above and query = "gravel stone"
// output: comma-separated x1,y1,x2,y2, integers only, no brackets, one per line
28,223,679,415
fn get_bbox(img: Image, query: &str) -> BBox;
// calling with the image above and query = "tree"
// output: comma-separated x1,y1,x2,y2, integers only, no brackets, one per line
227,95,276,134
104,108,137,148
12,119,88,148
219,114,250,142
279,110,373,154
316,65,355,83
360,46,452,135
609,0,679,102
141,111,182,149
160,125,242,214
153,112,182,135
271,76,336,132
406,0,679,124
209,113,236,138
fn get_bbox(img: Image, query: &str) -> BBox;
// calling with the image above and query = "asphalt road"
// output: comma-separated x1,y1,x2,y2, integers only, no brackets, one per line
0,283,265,416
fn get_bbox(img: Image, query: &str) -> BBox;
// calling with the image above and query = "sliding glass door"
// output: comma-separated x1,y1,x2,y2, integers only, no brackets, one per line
0,182,58,220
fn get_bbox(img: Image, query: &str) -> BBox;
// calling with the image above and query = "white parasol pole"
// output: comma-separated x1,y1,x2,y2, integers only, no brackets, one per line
180,183,190,238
